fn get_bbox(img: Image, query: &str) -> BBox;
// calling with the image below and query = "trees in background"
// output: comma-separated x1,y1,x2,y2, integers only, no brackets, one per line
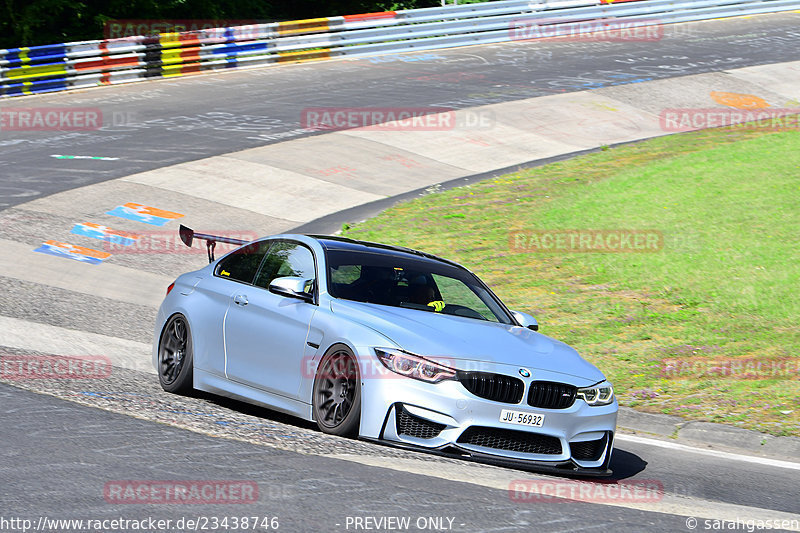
1,0,441,48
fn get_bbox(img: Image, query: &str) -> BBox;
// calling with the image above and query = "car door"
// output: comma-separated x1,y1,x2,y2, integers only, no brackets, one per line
195,239,272,377
223,240,317,399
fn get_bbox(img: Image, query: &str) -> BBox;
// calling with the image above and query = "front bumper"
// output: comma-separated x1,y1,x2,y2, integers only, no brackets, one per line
359,360,617,474
361,436,613,477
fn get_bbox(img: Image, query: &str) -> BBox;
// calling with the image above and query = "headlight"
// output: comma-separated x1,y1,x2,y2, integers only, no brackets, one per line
375,348,456,383
577,381,615,406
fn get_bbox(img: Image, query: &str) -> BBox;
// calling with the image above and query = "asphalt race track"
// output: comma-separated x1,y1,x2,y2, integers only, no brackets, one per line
1,12,800,533
1,14,800,209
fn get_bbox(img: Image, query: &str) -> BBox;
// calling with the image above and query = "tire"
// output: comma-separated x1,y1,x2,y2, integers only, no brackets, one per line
312,345,361,437
157,314,194,394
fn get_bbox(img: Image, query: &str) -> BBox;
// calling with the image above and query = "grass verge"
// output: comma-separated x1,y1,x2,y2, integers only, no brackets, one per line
343,126,800,436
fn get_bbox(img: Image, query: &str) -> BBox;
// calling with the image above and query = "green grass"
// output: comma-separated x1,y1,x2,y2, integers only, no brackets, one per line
343,126,800,436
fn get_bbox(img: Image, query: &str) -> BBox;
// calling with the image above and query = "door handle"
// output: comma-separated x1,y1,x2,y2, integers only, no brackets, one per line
233,294,248,306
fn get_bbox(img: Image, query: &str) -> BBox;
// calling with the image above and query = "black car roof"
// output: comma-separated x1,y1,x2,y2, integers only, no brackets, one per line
309,235,463,269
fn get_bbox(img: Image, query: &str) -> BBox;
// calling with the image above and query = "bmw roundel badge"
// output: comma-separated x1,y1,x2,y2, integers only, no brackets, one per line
519,368,531,378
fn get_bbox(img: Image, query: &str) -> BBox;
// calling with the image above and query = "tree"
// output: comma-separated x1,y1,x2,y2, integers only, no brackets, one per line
1,0,441,49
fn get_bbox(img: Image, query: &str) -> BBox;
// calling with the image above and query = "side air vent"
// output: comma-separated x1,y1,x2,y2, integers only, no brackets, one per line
570,434,608,461
396,406,446,439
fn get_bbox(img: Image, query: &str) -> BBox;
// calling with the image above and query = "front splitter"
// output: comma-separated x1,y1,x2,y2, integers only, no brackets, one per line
360,437,613,478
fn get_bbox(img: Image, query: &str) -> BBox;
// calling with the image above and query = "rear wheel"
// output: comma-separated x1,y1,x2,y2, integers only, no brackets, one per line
312,345,361,436
158,314,193,394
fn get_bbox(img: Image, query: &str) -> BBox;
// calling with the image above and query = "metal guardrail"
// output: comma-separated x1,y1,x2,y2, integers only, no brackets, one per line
1,0,798,98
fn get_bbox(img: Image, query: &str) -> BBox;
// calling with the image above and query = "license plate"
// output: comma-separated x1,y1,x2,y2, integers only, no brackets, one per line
499,409,545,427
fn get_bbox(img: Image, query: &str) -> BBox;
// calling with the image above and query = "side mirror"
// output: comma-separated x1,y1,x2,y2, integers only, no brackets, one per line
511,310,538,331
269,277,314,302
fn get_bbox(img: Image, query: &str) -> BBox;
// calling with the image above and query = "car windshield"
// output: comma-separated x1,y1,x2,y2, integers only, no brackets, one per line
325,248,513,324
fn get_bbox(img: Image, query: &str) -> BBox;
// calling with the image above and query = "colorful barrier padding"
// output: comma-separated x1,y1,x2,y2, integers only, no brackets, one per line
2,0,798,98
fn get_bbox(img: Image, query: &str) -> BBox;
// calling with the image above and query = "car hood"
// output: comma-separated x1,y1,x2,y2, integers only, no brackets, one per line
330,299,605,383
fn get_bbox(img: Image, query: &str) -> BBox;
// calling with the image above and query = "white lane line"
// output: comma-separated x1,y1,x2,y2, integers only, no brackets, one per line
51,155,120,161
324,454,800,530
0,316,154,374
616,433,800,471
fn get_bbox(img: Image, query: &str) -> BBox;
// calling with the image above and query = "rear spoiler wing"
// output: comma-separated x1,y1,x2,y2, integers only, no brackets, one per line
179,225,251,263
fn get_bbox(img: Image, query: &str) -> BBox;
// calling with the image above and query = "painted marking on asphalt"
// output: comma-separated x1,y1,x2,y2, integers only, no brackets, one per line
1,238,168,308
51,155,120,161
33,240,111,264
615,433,800,471
106,202,184,226
71,222,141,246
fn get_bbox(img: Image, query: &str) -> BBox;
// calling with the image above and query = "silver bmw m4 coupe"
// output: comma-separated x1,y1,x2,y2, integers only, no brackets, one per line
154,229,618,475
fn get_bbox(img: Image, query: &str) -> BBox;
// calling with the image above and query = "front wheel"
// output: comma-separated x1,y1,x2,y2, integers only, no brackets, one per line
312,345,361,437
158,314,193,394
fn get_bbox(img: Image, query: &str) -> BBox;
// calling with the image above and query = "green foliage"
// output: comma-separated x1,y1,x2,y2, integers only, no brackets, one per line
342,127,800,436
0,0,441,48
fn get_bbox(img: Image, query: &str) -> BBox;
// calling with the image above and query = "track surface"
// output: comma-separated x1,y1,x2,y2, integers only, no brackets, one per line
1,15,800,209
2,13,800,533
3,374,800,532
0,383,695,532
0,370,800,531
